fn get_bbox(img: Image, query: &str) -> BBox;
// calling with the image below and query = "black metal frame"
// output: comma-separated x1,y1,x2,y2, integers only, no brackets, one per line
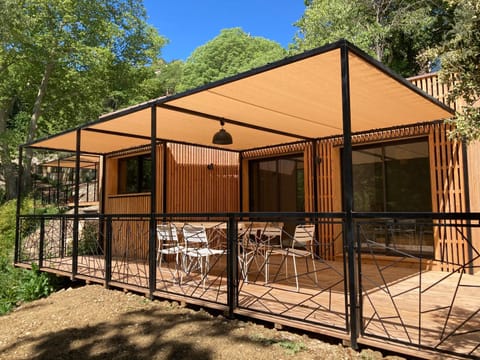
14,40,468,359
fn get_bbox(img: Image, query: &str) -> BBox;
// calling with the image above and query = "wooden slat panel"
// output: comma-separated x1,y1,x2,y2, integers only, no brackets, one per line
166,143,239,213
104,147,155,260
156,144,165,213
407,72,469,111
429,123,468,271
242,143,306,159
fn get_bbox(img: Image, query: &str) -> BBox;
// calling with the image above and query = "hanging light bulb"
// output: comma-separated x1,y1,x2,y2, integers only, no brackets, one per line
212,120,233,145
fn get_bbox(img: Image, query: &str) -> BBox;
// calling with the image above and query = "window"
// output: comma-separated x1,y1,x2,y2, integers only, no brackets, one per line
351,139,433,256
352,139,431,212
249,155,304,212
118,154,152,194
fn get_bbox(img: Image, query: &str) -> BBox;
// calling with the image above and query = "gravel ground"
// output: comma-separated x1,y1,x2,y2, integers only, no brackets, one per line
0,284,406,360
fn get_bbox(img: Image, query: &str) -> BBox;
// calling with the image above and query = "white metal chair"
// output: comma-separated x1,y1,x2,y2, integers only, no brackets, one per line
182,224,225,287
238,222,283,284
156,223,184,282
273,224,317,291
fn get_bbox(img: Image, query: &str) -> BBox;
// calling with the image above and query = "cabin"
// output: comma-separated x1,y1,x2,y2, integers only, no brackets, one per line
14,40,480,359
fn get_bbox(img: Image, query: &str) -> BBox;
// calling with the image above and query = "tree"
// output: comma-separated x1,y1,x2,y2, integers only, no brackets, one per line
292,0,451,76
428,1,480,142
178,28,287,92
0,0,166,199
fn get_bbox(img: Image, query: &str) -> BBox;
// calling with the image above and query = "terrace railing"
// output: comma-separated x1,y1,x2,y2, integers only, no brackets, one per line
15,211,480,359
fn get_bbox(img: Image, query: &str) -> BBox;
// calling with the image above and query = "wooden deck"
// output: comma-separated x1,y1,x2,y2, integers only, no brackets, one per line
16,253,480,359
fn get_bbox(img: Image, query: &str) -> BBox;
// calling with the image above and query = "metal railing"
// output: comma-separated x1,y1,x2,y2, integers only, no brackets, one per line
15,211,480,359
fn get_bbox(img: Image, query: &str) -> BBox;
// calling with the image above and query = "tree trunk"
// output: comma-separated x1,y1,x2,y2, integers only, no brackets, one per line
0,98,18,200
23,61,55,194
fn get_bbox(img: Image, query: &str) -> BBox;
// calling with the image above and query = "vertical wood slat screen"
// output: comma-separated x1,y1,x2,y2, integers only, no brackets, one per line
315,139,339,261
408,73,464,110
166,143,240,213
429,123,468,271
409,72,471,271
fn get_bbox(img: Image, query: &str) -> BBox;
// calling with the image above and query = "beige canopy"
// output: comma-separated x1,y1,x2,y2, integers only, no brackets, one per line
40,155,100,169
25,40,453,154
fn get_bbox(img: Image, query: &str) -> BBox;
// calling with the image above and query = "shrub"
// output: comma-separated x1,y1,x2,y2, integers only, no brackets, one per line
0,199,56,315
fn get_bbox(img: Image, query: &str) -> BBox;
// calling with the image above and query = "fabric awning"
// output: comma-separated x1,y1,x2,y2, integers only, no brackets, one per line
40,155,100,169
25,40,453,154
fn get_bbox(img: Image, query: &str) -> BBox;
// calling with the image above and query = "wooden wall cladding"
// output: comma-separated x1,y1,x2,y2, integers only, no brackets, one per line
104,147,157,260
408,73,459,109
315,139,342,260
166,143,239,213
409,72,475,271
429,123,469,271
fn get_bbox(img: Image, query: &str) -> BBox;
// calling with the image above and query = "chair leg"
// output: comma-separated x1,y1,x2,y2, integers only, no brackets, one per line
292,255,299,291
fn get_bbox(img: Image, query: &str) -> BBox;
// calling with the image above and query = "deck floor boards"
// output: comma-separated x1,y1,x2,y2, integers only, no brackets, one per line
21,255,480,359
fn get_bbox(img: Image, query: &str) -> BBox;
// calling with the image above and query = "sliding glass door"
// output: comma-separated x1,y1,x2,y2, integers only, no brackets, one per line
352,139,433,255
249,155,304,213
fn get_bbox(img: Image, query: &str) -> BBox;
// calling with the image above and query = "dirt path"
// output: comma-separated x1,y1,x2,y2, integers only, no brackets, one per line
0,285,403,360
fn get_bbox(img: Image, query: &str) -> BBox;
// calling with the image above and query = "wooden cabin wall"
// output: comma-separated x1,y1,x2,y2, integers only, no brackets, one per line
317,122,471,270
104,146,164,259
409,73,476,272
165,143,239,213
408,73,460,110
315,139,342,260
429,123,469,271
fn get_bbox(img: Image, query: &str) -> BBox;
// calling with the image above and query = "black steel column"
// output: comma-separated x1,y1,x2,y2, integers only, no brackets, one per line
238,152,243,212
148,104,157,297
340,42,358,349
99,155,107,269
227,215,238,318
14,146,24,264
105,215,112,288
312,140,319,213
39,218,45,268
72,129,81,278
462,141,473,274
56,158,60,207
162,142,167,213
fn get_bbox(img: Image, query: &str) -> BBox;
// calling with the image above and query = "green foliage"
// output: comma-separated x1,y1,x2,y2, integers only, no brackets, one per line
292,0,450,76
0,0,167,200
0,200,21,259
0,200,54,315
178,28,287,92
78,221,100,256
0,260,53,315
278,340,306,355
428,0,480,142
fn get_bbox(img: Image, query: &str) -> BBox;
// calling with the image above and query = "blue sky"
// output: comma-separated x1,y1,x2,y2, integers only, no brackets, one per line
143,1,306,62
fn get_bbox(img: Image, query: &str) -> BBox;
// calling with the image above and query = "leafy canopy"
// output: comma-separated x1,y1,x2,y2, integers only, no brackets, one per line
178,28,287,92
429,1,480,142
293,0,449,76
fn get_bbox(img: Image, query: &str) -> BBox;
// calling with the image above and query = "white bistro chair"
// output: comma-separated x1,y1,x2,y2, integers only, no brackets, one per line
273,224,318,291
182,224,225,288
157,223,184,283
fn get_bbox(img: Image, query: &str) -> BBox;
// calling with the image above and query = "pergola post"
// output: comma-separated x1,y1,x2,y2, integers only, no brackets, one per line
340,42,358,349
72,129,81,278
162,142,167,214
149,104,157,298
311,139,319,213
14,146,24,264
462,141,473,274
